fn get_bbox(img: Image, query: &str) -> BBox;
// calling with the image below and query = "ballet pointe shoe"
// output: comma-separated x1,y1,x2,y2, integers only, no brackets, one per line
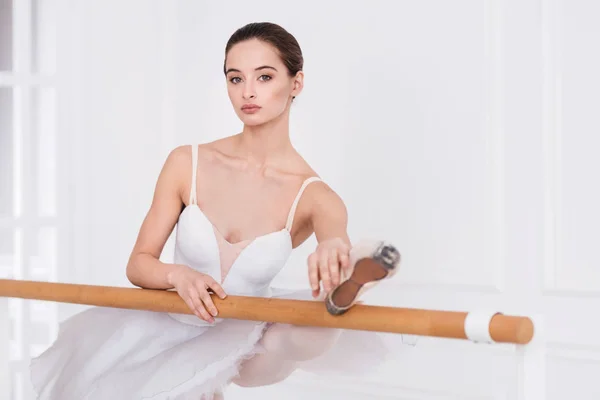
325,240,400,316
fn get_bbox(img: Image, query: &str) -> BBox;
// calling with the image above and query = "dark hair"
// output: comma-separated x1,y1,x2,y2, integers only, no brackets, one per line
223,22,304,78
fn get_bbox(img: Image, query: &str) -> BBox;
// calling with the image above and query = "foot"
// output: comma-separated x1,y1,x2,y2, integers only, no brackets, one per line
325,240,400,316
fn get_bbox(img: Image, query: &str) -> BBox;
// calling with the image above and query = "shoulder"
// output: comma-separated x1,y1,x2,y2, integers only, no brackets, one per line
165,141,222,166
163,137,239,174
305,179,348,221
163,144,193,171
196,137,239,165
154,145,193,197
287,153,347,218
167,144,192,159
167,137,232,159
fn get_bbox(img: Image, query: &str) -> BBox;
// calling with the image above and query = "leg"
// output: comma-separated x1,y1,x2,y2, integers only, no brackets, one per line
232,323,341,387
232,240,400,388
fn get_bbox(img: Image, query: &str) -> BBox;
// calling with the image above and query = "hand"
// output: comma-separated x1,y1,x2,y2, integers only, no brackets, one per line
307,238,351,298
167,264,227,323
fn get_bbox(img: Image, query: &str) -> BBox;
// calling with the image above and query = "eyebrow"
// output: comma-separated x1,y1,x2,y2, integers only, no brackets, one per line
225,65,278,75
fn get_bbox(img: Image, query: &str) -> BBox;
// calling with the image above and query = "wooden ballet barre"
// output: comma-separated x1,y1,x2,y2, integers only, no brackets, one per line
0,279,534,344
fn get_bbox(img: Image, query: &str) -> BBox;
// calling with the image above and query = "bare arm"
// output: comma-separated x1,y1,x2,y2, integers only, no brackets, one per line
307,184,352,297
310,185,351,246
126,146,188,289
125,146,227,323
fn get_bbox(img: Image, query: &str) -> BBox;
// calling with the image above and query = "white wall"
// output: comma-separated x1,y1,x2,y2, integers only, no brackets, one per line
31,0,600,399
60,0,174,291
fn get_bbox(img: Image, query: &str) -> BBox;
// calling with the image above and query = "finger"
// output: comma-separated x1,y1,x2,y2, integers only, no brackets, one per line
196,283,218,318
188,288,211,322
319,251,332,292
182,296,202,319
307,252,320,294
328,248,341,286
195,302,213,323
339,250,351,271
204,276,227,299
337,242,351,270
312,262,321,298
187,287,203,311
341,242,351,253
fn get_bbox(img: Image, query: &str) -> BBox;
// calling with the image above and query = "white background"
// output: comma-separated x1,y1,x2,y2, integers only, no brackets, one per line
2,0,600,399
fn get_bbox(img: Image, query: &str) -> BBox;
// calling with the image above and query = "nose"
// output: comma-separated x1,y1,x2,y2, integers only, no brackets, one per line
242,80,256,100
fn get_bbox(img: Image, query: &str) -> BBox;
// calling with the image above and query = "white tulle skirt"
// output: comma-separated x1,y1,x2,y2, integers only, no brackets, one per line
30,288,394,400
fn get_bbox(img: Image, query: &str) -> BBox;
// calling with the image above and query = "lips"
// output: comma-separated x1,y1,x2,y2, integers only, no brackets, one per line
241,104,261,114
242,104,261,111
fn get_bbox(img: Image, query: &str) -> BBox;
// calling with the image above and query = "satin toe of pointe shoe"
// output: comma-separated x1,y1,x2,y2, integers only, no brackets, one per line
325,240,401,316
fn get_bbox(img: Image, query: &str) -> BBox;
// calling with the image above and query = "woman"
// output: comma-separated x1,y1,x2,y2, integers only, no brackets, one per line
31,22,400,399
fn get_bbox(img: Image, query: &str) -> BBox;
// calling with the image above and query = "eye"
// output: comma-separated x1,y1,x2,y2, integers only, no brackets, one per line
229,76,242,84
258,75,272,82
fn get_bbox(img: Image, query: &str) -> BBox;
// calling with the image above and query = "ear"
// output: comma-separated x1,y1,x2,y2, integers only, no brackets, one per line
291,71,304,98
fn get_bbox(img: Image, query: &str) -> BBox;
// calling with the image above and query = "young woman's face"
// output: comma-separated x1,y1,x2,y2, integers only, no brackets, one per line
225,39,302,126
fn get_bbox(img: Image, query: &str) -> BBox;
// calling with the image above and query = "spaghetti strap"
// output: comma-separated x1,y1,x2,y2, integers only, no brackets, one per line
285,176,322,232
189,144,198,205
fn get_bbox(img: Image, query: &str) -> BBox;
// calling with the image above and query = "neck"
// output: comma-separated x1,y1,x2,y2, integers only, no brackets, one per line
236,111,293,168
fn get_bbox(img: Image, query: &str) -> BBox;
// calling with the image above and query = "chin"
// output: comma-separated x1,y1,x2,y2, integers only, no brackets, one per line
239,114,269,127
